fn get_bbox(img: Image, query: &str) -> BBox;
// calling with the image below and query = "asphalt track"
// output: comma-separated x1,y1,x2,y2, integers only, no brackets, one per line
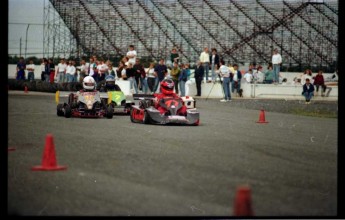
8,92,337,216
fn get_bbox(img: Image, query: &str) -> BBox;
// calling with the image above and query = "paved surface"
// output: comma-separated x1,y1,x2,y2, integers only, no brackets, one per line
8,92,337,216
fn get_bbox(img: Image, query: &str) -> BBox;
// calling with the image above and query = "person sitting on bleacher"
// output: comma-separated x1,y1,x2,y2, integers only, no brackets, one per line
313,70,327,96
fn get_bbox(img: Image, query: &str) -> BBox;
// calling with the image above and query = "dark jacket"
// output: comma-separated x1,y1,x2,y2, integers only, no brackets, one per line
302,83,315,94
209,54,220,67
194,65,204,79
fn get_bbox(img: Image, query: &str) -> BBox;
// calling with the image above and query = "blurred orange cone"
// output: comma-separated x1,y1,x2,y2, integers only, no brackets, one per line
256,109,268,123
233,186,254,216
31,134,67,171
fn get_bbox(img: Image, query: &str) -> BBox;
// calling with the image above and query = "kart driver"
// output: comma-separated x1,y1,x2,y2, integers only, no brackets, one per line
82,76,97,92
100,75,121,92
153,79,187,115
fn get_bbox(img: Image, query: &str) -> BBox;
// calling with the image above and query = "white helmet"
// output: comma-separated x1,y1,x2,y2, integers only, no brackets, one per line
83,76,96,90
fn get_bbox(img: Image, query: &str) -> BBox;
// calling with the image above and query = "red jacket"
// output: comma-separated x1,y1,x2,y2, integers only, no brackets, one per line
313,74,324,85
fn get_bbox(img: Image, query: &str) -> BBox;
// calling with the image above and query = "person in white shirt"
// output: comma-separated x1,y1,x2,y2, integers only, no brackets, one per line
65,60,76,83
199,47,210,83
243,69,253,83
272,48,282,84
255,66,265,83
218,60,231,102
55,58,67,83
301,69,313,85
26,59,35,82
126,45,137,65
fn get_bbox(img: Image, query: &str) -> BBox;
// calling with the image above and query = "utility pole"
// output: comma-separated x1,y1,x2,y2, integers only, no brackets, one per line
25,24,30,58
20,37,22,57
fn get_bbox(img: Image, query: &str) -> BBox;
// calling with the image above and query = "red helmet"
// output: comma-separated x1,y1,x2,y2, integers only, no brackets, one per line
160,79,174,95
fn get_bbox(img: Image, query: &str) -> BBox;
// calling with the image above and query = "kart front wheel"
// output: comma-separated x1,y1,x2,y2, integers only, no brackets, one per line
64,105,72,118
57,104,64,116
106,105,113,119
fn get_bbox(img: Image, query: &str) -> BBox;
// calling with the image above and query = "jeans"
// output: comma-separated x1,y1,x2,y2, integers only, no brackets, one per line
203,63,209,81
45,74,50,82
179,80,186,96
231,80,241,93
129,77,138,94
211,63,216,81
172,78,179,94
273,64,280,83
303,92,313,101
66,74,74,83
147,77,156,93
28,72,35,81
140,77,148,94
58,72,65,83
222,77,231,100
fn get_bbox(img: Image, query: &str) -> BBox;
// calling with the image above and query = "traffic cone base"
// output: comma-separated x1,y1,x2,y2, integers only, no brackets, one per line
31,134,67,171
233,186,254,216
31,165,67,171
256,109,268,123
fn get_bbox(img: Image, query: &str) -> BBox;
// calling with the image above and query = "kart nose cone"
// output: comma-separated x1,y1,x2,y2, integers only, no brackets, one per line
87,101,93,109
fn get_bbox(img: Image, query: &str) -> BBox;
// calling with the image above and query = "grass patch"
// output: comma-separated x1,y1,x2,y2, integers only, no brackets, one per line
290,108,337,118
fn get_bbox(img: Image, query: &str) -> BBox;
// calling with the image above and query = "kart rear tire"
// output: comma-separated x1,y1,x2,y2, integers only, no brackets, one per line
57,104,64,116
143,111,151,124
130,108,135,122
64,105,72,118
106,105,113,119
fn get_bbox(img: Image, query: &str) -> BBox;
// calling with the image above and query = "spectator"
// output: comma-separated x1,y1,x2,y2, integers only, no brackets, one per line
210,48,220,83
301,69,313,85
40,58,46,81
121,62,128,80
170,62,181,94
219,60,231,102
178,63,188,97
170,47,180,64
255,66,265,83
313,70,327,96
243,69,253,83
77,59,87,83
107,62,115,77
97,58,108,82
55,58,67,83
231,64,242,94
194,61,204,96
134,59,148,94
126,62,138,94
89,57,98,82
43,58,49,82
116,61,125,80
16,57,26,80
272,48,282,84
26,59,35,82
126,45,137,65
302,78,314,104
184,63,192,96
65,60,76,83
154,59,168,93
146,62,156,94
199,47,210,83
48,58,55,84
264,65,274,84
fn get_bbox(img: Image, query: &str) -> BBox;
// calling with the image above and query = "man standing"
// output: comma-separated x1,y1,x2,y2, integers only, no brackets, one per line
26,59,35,82
218,60,231,102
199,47,210,83
272,48,282,84
210,48,220,83
126,45,137,66
55,58,67,83
16,57,26,80
153,59,168,93
194,61,204,96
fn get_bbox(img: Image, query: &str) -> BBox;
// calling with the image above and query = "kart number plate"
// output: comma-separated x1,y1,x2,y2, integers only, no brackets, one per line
168,116,186,120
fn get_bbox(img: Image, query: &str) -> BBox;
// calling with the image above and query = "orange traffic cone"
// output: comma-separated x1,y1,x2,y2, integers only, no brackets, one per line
233,186,254,216
31,134,67,171
256,109,268,123
24,86,28,93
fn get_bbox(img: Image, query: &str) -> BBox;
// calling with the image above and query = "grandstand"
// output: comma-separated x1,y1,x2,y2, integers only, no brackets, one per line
43,0,338,70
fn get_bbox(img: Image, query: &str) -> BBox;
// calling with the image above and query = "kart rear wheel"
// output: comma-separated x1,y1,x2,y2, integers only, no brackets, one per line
57,104,64,116
143,111,151,124
130,108,135,122
106,105,113,119
64,105,72,118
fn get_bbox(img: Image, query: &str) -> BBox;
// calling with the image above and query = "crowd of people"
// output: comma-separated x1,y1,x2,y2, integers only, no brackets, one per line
15,46,338,103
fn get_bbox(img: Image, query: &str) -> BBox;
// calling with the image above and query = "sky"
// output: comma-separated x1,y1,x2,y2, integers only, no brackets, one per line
8,0,45,57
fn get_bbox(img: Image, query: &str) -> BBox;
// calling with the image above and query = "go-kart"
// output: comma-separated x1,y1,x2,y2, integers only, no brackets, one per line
55,90,113,119
99,87,135,114
130,94,199,125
